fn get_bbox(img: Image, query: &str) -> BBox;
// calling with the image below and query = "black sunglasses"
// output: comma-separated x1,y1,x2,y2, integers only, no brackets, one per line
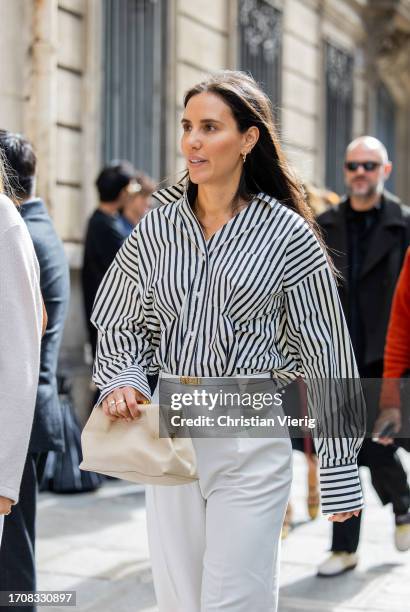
344,161,382,172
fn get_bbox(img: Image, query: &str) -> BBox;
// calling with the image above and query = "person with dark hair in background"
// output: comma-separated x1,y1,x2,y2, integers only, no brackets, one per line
118,171,156,237
317,136,410,577
81,161,136,359
0,130,69,609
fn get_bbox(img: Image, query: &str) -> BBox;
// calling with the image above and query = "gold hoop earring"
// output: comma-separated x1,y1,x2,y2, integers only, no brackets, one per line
242,152,247,164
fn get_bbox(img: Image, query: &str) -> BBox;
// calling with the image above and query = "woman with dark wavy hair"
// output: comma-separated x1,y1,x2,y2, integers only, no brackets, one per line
91,71,363,611
0,153,43,544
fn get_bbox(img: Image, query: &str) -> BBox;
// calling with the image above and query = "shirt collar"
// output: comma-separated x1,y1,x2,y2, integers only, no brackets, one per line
152,183,279,254
152,182,185,206
19,198,46,218
152,182,277,210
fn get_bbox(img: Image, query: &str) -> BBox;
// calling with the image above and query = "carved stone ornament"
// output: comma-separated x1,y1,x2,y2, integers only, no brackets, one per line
239,0,282,62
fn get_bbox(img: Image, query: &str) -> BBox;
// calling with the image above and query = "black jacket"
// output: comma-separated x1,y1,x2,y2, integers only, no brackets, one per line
317,191,410,369
20,198,70,453
81,209,126,357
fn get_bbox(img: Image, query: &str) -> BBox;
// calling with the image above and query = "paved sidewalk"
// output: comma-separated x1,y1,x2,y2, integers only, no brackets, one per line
37,451,410,611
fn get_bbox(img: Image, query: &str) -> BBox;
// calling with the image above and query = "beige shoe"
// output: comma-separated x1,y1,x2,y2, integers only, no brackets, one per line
395,513,410,552
317,552,358,577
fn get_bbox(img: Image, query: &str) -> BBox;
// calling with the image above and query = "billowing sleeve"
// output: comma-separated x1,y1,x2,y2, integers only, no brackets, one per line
283,218,365,515
0,223,42,504
91,228,153,403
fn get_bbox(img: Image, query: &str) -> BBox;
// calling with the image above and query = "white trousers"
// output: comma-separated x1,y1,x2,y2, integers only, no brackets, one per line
145,432,292,612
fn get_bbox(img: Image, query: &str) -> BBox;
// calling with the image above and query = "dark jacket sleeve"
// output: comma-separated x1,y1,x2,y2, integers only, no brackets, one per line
23,207,70,453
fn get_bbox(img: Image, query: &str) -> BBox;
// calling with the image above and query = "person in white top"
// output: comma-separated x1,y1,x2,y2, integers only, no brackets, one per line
0,181,43,544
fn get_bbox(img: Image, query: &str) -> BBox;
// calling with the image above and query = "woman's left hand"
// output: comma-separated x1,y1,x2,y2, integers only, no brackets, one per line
328,510,361,522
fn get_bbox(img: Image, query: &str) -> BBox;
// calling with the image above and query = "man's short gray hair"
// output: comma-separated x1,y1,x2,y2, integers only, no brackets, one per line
346,136,389,164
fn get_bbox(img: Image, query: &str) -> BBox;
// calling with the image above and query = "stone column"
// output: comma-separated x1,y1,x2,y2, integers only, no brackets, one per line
24,0,58,215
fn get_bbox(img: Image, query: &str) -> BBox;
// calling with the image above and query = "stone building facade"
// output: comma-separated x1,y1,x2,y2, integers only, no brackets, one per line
1,0,409,413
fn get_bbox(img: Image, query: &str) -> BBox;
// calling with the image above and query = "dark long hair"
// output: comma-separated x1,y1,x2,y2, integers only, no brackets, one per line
0,152,4,194
183,70,332,267
0,146,17,204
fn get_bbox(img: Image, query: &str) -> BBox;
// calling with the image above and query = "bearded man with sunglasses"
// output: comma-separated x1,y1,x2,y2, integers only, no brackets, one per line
317,136,410,576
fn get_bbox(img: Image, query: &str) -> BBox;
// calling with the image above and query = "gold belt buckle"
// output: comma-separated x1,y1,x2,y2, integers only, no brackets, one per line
179,376,202,385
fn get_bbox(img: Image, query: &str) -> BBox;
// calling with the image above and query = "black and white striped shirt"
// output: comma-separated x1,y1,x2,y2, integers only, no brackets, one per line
91,184,364,515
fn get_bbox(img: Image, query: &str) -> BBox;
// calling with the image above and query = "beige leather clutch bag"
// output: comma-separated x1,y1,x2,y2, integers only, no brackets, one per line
80,404,198,485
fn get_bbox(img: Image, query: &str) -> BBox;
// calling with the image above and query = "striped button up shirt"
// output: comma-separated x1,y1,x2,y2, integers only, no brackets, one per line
91,184,364,515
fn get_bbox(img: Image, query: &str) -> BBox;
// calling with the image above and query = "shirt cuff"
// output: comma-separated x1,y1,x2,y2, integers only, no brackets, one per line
94,364,152,408
0,485,18,505
319,462,364,515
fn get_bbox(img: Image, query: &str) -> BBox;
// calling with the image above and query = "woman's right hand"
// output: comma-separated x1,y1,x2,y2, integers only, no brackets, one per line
101,386,150,422
0,496,13,516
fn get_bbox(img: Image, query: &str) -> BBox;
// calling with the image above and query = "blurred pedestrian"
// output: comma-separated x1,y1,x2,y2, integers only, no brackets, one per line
118,171,155,236
0,131,70,609
90,70,363,612
304,182,340,216
0,156,43,547
82,161,136,359
375,246,410,441
317,136,410,576
374,249,410,472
